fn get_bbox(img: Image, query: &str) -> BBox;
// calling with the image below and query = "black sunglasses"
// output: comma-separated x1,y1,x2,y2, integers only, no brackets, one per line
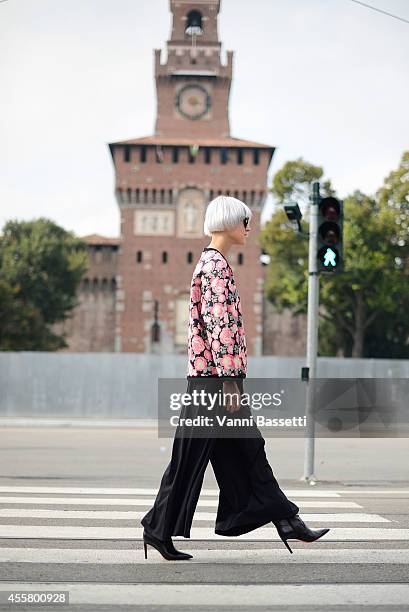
243,217,249,229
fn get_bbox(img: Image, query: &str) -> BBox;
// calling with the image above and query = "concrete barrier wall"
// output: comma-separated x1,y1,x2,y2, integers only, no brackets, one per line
0,353,408,418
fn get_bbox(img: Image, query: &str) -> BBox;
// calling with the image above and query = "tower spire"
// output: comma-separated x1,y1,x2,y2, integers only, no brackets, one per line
154,0,233,138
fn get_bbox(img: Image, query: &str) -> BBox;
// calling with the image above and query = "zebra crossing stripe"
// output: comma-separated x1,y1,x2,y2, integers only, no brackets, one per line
0,496,348,507
0,526,406,540
0,486,343,497
0,509,388,522
0,582,408,606
0,547,409,564
0,486,408,496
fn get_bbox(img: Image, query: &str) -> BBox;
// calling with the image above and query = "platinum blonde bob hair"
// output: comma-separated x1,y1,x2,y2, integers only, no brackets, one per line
203,195,252,237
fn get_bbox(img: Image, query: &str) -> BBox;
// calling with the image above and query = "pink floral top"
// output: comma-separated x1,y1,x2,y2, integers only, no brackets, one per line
187,247,247,378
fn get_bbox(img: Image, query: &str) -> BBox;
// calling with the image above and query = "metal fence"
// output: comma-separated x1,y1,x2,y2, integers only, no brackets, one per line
0,353,408,418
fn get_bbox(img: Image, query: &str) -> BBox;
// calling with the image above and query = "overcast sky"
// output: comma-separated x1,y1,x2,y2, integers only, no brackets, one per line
1,0,408,237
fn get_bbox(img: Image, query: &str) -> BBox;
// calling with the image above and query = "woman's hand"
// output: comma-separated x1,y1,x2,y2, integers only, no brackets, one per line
223,380,241,413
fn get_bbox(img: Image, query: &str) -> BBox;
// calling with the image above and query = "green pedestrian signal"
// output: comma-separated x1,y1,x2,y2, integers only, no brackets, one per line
317,196,343,273
322,247,337,267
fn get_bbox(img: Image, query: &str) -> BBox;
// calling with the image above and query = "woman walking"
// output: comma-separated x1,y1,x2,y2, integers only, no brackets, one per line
141,195,330,560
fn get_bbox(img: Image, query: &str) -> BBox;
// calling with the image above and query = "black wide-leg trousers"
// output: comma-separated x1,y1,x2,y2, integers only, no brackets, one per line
141,377,299,540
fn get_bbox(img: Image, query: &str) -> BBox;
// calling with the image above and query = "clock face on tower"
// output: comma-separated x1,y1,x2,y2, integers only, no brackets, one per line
175,84,211,120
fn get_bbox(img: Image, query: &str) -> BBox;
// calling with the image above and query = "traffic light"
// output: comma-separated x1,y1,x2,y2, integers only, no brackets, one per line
317,196,343,273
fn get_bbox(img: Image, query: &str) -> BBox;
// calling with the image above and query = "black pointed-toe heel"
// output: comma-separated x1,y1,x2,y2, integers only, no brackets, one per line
143,531,193,561
273,514,330,554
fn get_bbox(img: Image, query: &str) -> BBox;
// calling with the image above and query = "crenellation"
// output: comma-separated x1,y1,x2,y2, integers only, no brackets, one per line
58,0,306,356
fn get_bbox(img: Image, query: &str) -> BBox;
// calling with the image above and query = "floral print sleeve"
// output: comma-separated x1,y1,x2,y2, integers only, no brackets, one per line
187,249,247,378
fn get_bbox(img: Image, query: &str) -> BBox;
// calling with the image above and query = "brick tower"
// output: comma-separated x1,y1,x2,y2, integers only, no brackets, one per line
108,0,275,355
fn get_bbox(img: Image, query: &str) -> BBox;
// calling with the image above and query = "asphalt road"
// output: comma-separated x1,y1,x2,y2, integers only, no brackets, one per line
0,427,408,611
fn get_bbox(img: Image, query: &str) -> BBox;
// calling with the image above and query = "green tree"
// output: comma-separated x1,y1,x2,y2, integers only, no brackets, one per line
320,191,409,357
0,218,88,350
260,156,409,358
365,150,409,357
377,150,409,241
271,157,335,207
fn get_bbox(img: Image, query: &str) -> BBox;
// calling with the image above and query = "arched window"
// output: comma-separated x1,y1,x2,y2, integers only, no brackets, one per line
185,10,203,36
175,294,190,346
220,148,228,164
93,246,102,264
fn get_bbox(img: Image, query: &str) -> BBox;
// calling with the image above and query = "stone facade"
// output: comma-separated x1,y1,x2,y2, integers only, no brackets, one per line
56,235,119,352
262,300,307,357
61,0,307,356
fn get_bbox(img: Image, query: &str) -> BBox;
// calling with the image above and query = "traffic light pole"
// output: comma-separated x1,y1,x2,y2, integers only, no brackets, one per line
301,181,320,484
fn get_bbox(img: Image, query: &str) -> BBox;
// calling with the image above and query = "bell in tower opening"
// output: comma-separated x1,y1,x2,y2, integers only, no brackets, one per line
107,0,275,356
185,10,203,37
